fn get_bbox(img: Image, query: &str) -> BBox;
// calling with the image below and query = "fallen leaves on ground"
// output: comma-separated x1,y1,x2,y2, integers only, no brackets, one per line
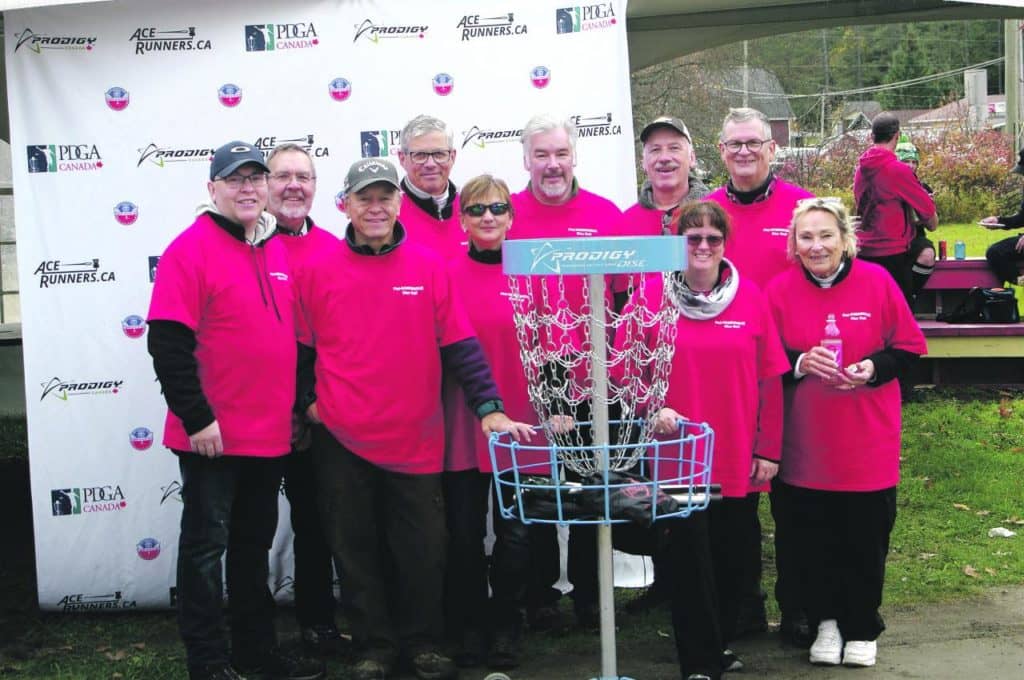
963,565,980,578
953,503,971,511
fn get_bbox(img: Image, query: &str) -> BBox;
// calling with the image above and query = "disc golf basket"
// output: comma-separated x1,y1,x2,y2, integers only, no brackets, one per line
492,236,716,680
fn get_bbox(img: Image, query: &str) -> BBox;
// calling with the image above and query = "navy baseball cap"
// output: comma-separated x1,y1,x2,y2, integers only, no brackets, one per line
210,141,269,180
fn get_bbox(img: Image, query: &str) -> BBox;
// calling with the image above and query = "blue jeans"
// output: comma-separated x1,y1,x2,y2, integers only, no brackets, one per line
176,451,285,670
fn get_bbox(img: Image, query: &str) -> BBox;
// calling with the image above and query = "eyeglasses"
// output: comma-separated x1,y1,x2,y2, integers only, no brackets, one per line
721,139,769,153
685,234,724,247
406,149,453,164
270,172,316,185
216,172,268,189
462,202,510,217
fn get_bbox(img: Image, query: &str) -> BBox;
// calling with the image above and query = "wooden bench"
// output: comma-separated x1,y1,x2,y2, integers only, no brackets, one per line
919,258,1002,318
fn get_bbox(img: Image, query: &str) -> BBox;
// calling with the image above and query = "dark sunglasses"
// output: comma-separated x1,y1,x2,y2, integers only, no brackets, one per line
462,202,510,217
685,234,724,247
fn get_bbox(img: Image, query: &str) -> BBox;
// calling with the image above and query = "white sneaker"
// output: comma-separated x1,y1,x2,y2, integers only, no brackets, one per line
843,639,877,667
809,619,842,665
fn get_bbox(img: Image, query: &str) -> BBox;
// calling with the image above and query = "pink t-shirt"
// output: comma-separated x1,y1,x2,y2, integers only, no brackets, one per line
618,274,789,497
444,254,546,473
399,193,467,260
147,213,296,457
765,259,927,491
277,222,340,346
706,179,813,289
618,202,666,237
295,236,474,474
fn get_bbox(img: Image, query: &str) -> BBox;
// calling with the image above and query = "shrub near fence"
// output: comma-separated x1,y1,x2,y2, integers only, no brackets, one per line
777,127,1023,223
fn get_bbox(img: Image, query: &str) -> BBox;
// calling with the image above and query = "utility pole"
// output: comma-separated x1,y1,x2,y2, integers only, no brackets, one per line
820,29,829,140
1005,20,1022,150
743,40,750,108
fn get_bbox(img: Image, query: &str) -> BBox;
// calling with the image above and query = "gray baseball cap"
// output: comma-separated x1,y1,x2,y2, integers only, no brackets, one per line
344,157,401,194
640,116,691,143
209,141,269,180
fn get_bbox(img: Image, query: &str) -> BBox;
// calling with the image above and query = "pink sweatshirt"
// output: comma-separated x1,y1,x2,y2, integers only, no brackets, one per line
295,237,474,474
399,193,467,260
148,213,296,457
444,252,545,473
765,259,927,491
854,146,937,257
706,179,813,289
618,274,789,497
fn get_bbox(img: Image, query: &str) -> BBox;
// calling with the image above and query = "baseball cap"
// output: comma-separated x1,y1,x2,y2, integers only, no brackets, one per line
210,141,269,181
640,116,691,143
344,157,401,194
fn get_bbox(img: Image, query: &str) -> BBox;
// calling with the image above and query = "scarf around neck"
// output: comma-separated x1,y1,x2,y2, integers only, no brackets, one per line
667,258,740,320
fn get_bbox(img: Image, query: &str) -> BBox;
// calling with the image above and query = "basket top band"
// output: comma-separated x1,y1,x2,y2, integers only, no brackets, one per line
502,236,687,276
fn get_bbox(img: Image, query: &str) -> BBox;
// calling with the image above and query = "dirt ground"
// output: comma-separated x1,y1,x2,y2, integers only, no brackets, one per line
472,586,1024,680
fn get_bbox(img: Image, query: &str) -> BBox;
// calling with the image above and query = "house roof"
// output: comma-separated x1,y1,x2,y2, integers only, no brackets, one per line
909,94,1007,125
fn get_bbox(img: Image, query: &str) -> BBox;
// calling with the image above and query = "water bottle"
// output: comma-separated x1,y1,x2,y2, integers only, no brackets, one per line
954,240,967,260
822,313,843,382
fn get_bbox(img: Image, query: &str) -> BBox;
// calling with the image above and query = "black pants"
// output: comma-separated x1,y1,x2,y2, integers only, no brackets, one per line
785,481,897,641
442,469,491,638
175,451,284,671
311,426,446,662
708,493,763,644
861,252,912,305
283,446,337,629
986,233,1024,284
770,479,808,620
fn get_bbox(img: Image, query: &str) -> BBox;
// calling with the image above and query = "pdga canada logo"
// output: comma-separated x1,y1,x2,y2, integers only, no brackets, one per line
105,86,130,111
136,538,161,560
129,427,154,450
34,258,116,288
14,28,96,53
555,4,617,33
530,65,551,89
130,26,212,55
462,125,523,150
51,485,127,516
218,83,243,107
137,143,216,168
122,315,147,339
245,22,319,51
457,12,528,41
113,201,138,226
353,19,428,44
359,130,402,158
27,144,103,173
328,77,352,102
572,112,623,139
57,592,136,612
40,376,123,401
432,73,454,96
253,134,330,159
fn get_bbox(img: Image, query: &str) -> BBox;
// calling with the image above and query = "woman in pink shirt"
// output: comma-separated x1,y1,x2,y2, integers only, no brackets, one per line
622,201,789,674
765,198,926,669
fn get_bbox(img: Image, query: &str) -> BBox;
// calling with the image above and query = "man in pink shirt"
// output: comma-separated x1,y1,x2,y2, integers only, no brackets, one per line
397,114,465,259
707,107,815,647
265,144,345,658
295,158,529,680
148,141,323,680
507,114,623,630
854,112,937,303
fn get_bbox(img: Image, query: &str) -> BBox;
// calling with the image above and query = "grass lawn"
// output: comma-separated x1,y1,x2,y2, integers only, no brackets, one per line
939,221,1021,259
1,386,1022,678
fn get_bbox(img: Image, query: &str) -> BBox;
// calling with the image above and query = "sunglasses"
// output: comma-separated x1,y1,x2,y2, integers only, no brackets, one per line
685,234,724,247
462,202,510,217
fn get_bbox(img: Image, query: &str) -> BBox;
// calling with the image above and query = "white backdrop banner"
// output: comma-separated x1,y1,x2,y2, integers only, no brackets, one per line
6,0,638,611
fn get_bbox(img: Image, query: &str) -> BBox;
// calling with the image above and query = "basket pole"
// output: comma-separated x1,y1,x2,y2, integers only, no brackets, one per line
588,272,618,679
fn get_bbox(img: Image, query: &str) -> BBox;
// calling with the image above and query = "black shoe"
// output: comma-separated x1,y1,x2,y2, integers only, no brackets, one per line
452,629,485,668
526,604,562,632
488,628,521,670
234,647,325,680
352,657,392,680
408,650,456,680
779,613,814,648
301,623,350,657
189,664,247,680
721,648,744,672
624,585,669,614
